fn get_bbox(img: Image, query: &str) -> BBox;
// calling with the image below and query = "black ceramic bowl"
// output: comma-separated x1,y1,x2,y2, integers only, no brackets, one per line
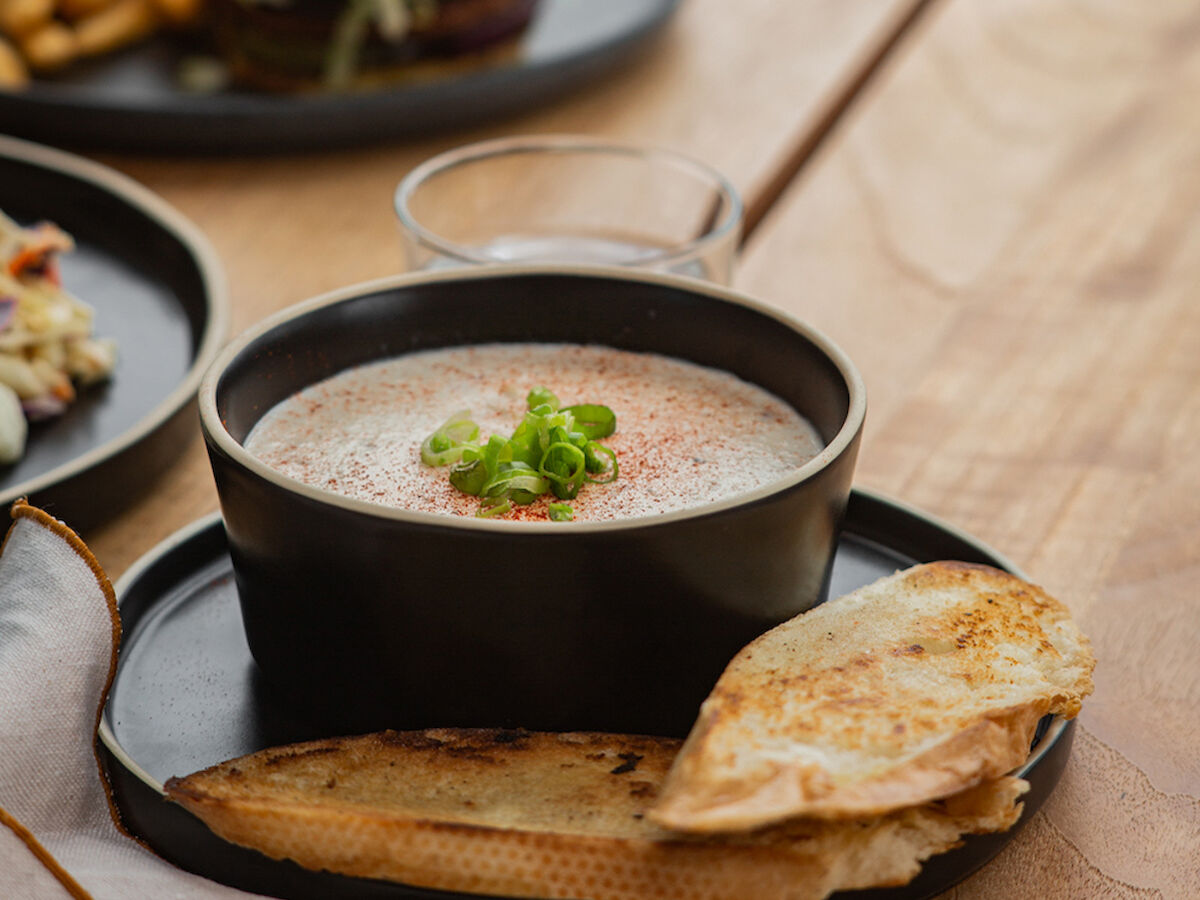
198,267,866,738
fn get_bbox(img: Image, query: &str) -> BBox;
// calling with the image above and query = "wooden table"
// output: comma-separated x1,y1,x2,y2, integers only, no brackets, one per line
74,0,1198,894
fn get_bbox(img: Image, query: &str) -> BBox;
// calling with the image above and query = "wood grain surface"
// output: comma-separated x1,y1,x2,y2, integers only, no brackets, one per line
55,0,1198,894
737,0,1200,895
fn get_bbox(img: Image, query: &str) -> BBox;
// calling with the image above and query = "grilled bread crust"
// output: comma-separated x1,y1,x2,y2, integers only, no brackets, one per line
165,728,1027,900
650,562,1094,833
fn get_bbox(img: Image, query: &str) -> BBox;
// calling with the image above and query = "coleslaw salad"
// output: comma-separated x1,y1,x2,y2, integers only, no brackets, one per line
0,210,116,463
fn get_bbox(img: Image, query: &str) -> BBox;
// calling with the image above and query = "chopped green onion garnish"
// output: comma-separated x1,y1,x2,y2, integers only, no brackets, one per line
477,497,512,518
420,388,618,520
482,465,550,502
526,386,560,410
420,409,479,466
563,403,616,440
448,458,488,495
540,441,586,500
584,442,618,483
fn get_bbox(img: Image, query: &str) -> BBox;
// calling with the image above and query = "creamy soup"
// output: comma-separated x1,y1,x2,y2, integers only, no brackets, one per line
244,344,824,522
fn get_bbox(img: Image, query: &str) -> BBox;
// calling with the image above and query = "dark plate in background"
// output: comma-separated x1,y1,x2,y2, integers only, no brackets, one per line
0,136,227,532
100,488,1074,900
0,0,681,154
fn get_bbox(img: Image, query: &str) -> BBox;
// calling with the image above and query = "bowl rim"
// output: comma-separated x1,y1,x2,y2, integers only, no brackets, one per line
198,265,867,533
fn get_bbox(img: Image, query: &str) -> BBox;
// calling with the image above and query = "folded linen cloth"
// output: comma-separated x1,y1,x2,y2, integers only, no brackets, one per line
0,500,264,900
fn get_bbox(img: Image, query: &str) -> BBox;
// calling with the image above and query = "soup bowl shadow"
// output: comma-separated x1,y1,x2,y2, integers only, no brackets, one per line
199,266,866,739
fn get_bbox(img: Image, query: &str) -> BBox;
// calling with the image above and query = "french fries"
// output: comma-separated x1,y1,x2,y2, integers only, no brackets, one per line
0,0,202,85
0,36,29,86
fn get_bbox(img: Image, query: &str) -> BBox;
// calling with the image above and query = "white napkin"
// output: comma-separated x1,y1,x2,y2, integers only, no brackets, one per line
0,501,266,900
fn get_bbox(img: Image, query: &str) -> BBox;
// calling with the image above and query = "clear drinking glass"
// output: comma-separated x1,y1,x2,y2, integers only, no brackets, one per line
394,135,742,284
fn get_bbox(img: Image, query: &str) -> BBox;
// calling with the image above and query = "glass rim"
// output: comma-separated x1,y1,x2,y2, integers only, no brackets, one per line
393,134,743,269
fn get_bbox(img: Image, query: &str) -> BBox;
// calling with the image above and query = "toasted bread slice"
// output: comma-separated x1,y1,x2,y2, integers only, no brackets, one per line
650,561,1094,832
165,728,1027,900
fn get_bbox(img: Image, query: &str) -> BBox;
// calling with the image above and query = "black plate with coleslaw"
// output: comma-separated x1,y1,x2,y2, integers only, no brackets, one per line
0,135,227,532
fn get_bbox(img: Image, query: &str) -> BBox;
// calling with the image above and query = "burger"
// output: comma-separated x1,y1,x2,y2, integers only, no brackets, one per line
208,0,540,91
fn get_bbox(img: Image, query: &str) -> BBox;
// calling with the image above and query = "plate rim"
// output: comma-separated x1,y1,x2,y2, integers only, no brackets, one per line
0,133,230,506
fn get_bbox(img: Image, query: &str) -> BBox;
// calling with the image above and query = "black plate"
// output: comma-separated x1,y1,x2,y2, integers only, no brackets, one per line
0,135,227,532
0,0,680,154
100,488,1074,900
